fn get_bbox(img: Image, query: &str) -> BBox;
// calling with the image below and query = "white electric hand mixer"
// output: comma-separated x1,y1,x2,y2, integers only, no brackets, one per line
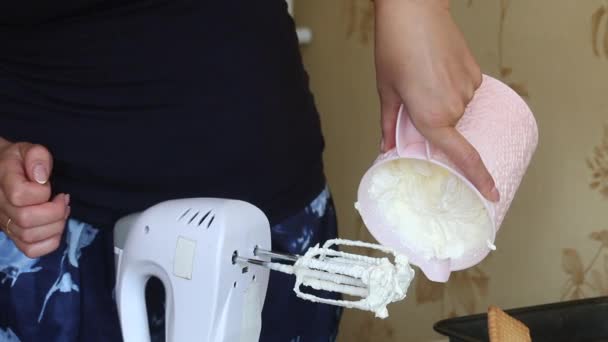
113,198,413,342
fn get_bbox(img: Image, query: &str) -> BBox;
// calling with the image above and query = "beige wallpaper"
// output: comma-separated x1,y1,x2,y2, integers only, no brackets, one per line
296,0,608,341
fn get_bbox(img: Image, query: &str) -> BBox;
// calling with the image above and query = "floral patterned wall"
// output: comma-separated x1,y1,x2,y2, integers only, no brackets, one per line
563,126,608,300
296,0,608,341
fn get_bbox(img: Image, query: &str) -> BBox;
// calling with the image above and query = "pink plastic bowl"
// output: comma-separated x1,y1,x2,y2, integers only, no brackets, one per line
357,75,539,282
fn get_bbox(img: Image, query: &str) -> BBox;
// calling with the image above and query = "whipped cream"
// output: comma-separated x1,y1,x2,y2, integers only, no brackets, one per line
367,159,493,261
268,239,414,318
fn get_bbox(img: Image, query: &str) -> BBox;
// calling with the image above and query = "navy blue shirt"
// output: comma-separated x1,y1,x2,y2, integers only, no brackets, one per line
0,0,325,229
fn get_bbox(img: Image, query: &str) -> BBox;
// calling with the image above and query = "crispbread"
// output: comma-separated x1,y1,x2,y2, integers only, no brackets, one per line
487,305,531,342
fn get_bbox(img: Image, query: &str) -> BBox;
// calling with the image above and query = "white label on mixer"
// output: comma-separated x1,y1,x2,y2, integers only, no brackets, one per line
174,236,196,280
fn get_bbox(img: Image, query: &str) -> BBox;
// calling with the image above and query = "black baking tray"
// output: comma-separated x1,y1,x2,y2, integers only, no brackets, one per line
433,296,608,342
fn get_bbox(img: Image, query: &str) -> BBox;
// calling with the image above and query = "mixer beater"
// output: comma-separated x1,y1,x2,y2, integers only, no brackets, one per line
236,238,414,319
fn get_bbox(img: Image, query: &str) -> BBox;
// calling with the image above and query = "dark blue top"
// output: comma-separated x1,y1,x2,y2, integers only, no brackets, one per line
0,0,325,229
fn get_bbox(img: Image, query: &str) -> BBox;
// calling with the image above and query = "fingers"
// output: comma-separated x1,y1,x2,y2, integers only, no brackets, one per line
426,126,500,202
1,193,69,258
379,88,402,152
4,193,69,228
0,143,52,207
1,168,51,207
0,141,64,258
471,65,482,90
12,235,62,259
20,143,53,185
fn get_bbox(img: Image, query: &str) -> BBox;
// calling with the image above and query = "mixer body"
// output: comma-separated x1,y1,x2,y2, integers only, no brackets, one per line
113,198,272,342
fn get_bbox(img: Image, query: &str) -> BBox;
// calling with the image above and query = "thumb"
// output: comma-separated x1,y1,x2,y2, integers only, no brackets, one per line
426,126,500,202
379,89,401,153
19,143,53,185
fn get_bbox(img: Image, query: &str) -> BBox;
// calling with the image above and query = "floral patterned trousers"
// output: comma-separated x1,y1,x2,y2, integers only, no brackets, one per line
0,187,342,341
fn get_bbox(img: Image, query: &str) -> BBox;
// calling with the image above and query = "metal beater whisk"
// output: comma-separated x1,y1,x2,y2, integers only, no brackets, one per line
235,239,415,318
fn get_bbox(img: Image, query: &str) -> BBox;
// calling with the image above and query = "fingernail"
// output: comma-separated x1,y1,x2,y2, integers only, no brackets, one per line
33,164,48,184
380,139,385,152
490,187,500,202
64,194,70,206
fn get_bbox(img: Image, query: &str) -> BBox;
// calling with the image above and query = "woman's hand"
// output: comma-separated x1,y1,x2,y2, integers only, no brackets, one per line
374,0,499,202
0,139,69,258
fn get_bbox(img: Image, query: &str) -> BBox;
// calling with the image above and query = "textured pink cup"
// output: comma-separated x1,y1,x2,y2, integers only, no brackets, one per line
357,75,538,282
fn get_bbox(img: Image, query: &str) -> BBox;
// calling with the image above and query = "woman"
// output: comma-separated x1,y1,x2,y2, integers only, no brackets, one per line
0,0,495,341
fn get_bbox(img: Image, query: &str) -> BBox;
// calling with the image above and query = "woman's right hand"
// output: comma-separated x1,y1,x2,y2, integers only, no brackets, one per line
0,140,70,258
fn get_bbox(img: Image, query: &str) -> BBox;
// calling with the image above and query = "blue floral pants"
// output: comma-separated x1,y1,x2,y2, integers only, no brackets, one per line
0,187,342,341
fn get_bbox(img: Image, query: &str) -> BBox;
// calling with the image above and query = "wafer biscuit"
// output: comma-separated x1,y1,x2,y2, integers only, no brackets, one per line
487,305,531,342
